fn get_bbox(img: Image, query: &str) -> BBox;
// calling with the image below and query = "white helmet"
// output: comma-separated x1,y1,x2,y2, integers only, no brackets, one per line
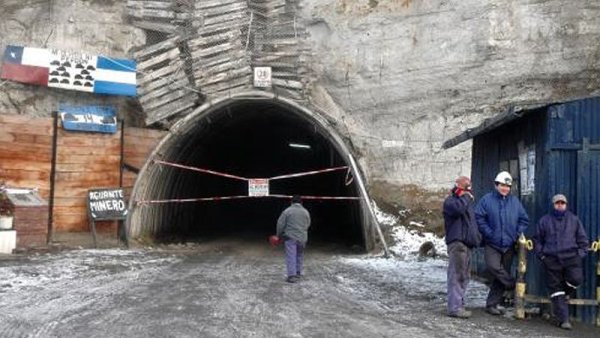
494,171,513,186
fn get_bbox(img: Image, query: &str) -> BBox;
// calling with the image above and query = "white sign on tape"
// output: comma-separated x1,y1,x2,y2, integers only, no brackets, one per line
249,179,269,196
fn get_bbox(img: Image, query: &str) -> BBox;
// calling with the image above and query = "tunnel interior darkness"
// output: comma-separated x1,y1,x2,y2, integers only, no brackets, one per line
146,101,365,248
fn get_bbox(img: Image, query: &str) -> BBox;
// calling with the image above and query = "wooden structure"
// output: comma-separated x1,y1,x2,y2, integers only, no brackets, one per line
126,0,312,125
135,36,198,125
188,0,253,96
0,115,165,238
0,115,53,199
249,0,310,99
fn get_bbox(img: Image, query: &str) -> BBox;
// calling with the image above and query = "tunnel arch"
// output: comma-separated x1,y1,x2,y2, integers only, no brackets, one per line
127,91,381,251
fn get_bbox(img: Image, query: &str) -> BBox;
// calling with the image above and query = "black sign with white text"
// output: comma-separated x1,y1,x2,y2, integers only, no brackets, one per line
87,188,127,220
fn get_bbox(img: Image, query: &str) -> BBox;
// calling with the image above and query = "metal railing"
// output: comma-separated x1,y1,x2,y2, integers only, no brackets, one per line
515,234,600,326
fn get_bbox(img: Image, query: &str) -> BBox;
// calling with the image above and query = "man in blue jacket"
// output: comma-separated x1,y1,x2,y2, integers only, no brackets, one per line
443,176,482,319
475,171,529,315
532,194,589,330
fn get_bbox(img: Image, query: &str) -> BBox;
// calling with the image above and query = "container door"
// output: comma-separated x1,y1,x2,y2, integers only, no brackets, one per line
576,144,600,323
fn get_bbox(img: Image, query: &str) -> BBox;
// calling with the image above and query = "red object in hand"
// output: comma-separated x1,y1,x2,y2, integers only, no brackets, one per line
269,235,282,247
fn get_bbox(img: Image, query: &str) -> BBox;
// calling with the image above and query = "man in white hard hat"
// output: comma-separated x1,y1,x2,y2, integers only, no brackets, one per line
475,171,529,315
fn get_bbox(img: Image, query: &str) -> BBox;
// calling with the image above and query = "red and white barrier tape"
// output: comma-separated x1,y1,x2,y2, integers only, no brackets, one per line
269,166,350,180
154,159,350,182
153,159,248,181
136,194,361,205
269,194,362,200
137,195,255,205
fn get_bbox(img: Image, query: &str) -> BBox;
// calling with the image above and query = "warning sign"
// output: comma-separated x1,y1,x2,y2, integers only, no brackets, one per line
249,179,269,196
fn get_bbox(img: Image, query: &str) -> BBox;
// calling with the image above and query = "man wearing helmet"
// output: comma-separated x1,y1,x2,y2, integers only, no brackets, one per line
475,171,529,315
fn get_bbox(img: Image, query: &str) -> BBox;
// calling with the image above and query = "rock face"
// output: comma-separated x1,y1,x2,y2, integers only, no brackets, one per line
2,0,600,209
301,0,600,196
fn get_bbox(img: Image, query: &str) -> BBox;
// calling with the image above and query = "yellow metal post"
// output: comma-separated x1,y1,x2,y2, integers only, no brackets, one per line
515,233,531,320
592,240,600,327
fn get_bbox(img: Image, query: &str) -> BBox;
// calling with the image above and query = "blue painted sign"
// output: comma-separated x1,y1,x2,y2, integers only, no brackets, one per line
59,105,117,134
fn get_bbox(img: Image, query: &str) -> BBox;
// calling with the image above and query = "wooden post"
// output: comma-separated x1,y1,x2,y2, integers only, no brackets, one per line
515,233,531,319
90,220,97,248
47,111,58,244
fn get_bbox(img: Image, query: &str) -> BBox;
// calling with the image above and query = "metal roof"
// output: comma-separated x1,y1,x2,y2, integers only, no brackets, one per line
442,103,548,149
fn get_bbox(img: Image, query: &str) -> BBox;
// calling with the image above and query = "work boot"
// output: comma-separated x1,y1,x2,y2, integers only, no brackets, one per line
559,321,573,330
486,305,505,316
286,276,299,283
448,309,472,319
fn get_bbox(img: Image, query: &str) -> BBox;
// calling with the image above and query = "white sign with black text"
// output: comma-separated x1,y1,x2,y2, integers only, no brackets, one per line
253,67,272,88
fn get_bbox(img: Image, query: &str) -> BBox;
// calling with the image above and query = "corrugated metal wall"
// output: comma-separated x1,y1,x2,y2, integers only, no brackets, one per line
547,98,600,323
470,97,600,324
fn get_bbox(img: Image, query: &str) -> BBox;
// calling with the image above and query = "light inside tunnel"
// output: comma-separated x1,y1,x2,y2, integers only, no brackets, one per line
131,100,368,249
288,143,311,149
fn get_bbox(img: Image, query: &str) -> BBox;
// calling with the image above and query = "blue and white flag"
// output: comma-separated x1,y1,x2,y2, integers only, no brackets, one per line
1,45,136,97
59,105,118,134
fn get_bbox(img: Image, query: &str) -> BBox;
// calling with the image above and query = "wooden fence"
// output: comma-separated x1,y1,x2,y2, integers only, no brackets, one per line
0,114,165,235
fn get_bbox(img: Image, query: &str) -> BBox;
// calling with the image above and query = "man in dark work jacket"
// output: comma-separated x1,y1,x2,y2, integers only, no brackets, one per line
532,194,589,330
443,176,482,319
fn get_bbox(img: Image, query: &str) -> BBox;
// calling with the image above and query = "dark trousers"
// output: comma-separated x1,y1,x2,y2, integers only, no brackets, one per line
484,245,515,307
284,239,305,277
544,255,583,322
447,241,471,314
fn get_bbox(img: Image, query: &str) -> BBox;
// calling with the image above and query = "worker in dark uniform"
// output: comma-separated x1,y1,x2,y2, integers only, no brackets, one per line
532,194,589,330
443,176,481,318
276,195,311,283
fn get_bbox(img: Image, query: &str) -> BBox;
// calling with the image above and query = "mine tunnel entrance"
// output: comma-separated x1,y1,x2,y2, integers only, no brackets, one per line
130,96,372,250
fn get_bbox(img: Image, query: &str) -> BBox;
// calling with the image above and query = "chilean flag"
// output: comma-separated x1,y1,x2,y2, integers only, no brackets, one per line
1,45,136,97
1,45,50,86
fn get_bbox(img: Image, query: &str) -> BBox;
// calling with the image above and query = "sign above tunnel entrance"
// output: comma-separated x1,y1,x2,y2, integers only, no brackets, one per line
253,67,272,88
248,179,269,197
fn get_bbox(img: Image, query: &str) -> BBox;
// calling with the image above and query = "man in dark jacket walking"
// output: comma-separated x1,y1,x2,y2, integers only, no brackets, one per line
443,176,481,318
532,194,589,330
475,171,529,315
276,195,311,283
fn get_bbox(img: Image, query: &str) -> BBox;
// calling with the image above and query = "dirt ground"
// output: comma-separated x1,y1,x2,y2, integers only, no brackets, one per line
0,236,598,338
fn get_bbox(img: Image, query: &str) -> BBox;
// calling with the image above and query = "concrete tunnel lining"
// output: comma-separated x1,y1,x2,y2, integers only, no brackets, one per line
128,91,381,251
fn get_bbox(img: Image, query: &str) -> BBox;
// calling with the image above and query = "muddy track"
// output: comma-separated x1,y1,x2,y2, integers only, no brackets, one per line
0,240,597,337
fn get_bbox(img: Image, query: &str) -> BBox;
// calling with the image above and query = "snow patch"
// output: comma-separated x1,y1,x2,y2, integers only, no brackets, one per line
373,202,447,258
340,256,488,308
0,249,180,293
